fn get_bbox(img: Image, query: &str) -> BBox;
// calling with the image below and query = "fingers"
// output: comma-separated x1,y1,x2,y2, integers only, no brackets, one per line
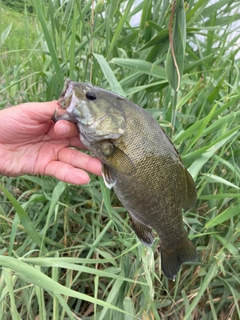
54,120,79,138
58,148,102,176
17,101,60,121
44,161,91,185
48,120,88,149
44,147,102,184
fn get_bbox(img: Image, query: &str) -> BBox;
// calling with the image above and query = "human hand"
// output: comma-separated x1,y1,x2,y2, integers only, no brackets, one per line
0,101,102,184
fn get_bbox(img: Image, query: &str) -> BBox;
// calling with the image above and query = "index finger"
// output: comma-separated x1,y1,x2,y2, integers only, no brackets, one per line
17,101,61,122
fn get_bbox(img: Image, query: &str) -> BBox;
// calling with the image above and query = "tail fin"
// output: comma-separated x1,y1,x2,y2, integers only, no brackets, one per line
161,238,197,280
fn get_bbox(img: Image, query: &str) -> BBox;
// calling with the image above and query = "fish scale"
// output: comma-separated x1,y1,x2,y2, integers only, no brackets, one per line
53,79,198,280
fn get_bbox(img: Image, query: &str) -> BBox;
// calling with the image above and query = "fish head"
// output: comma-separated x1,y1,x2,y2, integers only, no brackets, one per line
57,80,126,142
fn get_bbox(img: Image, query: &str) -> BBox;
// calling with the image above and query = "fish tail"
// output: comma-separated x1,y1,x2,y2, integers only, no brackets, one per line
161,238,197,280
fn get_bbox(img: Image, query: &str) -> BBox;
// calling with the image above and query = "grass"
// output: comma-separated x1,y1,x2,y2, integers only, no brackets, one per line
0,0,240,319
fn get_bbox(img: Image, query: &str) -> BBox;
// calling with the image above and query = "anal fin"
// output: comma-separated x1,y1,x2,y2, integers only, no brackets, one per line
130,214,154,246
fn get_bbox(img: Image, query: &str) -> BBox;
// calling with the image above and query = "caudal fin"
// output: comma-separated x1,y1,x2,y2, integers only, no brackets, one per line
161,238,197,280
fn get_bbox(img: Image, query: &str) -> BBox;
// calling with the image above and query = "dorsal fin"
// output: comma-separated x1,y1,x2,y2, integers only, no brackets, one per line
183,169,197,210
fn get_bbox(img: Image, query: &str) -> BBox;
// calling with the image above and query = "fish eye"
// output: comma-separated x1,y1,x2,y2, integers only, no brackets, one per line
86,91,97,100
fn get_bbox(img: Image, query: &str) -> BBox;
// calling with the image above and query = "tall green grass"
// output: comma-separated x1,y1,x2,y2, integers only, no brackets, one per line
0,0,240,319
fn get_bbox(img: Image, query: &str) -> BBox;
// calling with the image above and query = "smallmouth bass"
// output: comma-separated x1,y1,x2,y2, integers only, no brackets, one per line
53,79,197,279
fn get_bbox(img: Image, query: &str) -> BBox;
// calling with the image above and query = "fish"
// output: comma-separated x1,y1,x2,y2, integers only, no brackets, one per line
53,79,198,279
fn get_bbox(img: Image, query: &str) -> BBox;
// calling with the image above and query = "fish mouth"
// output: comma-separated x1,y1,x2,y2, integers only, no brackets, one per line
52,109,78,123
65,91,79,113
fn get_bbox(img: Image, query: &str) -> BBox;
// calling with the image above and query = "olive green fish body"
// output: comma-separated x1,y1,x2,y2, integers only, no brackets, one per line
53,80,197,279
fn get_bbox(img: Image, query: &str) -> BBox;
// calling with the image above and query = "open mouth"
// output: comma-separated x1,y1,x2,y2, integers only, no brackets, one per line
66,91,79,113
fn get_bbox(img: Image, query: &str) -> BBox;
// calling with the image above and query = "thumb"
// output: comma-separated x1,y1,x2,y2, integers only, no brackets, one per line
54,120,79,138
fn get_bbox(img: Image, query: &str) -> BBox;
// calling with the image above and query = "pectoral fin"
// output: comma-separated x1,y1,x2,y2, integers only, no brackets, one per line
130,214,154,246
109,146,136,174
102,164,117,189
100,141,136,175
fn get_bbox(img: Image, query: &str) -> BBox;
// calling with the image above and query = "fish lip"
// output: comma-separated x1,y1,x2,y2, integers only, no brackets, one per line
65,90,78,113
52,109,78,123
58,80,73,109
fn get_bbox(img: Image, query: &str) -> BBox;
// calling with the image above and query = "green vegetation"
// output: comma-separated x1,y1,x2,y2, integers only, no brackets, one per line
0,0,240,319
2,0,33,13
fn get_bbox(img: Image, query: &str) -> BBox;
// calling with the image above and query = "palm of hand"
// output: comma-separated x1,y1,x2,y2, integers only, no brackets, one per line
0,101,101,184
